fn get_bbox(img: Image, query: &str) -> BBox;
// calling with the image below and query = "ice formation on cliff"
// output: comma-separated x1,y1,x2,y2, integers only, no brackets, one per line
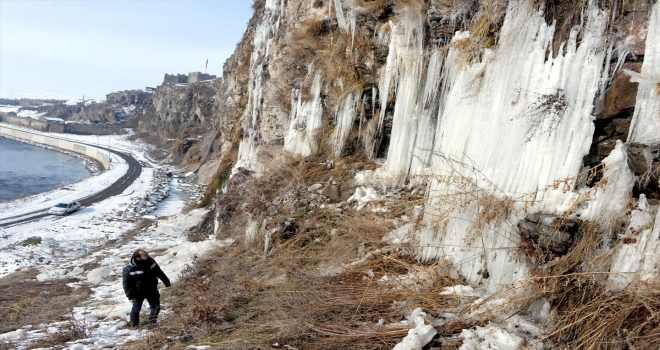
377,0,611,291
236,0,287,174
236,0,660,292
285,73,324,156
627,3,660,145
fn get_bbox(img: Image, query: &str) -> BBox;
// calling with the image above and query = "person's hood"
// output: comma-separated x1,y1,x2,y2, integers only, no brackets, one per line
130,256,155,268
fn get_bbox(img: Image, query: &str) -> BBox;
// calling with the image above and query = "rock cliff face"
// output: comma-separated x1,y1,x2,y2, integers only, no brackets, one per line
134,81,219,163
4,90,153,124
197,0,659,289
143,0,660,347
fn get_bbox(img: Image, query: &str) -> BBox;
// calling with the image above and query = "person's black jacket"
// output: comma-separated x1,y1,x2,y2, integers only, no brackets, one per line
122,257,170,299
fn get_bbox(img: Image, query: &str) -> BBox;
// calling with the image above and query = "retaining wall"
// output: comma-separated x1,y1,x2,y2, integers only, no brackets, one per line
0,114,50,132
0,114,138,135
0,126,110,170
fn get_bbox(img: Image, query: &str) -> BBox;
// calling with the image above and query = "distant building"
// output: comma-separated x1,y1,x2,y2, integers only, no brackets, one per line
188,72,216,83
163,72,217,85
145,87,156,92
163,74,188,85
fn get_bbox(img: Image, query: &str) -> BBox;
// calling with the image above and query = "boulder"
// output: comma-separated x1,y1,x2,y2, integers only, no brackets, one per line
627,143,660,198
518,214,578,255
594,62,641,119
321,185,340,202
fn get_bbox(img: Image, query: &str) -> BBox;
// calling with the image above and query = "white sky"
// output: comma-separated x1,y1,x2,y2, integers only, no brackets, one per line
0,0,254,100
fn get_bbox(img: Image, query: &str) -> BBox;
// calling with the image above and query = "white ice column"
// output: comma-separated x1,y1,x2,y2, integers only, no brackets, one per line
415,0,609,291
284,73,324,156
378,7,444,176
628,2,660,145
332,92,361,157
235,0,286,175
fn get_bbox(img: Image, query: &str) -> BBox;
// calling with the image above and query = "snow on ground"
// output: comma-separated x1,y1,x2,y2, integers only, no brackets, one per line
0,124,221,348
16,110,47,119
4,208,232,349
0,105,22,113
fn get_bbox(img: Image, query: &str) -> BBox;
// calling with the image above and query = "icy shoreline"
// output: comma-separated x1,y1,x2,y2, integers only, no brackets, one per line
0,126,218,348
0,134,105,177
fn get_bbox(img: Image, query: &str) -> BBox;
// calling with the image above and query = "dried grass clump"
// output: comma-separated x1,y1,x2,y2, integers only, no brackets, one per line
0,270,91,335
533,276,660,349
521,212,660,348
128,210,463,349
444,0,505,66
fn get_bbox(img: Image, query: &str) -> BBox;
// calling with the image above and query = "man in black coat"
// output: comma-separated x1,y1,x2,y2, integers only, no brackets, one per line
122,249,171,327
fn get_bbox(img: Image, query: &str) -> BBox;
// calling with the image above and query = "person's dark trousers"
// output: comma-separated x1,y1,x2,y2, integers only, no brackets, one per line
130,293,161,326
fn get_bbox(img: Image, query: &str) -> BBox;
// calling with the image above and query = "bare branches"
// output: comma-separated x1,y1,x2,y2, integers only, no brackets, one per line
513,88,569,144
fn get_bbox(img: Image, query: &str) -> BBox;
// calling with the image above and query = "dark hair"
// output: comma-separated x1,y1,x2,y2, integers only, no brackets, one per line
132,249,145,259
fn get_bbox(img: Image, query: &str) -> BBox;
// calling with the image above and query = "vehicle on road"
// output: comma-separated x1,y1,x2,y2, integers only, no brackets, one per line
48,202,81,215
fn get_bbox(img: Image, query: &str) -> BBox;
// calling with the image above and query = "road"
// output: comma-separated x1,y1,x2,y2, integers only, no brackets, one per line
0,140,143,228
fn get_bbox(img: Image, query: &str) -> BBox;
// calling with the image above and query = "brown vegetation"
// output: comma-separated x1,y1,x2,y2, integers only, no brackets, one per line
0,269,91,338
125,153,473,349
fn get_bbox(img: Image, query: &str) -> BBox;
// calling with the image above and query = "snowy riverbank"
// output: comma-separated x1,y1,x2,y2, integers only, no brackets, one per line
0,125,217,348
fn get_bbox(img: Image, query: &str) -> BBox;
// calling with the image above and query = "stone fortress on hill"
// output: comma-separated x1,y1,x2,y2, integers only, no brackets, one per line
163,72,216,85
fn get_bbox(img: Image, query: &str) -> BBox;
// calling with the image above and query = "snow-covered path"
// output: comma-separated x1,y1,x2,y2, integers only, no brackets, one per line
0,126,225,348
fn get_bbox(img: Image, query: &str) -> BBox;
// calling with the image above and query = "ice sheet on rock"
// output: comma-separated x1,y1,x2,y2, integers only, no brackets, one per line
87,266,113,285
627,2,660,145
235,0,286,175
407,0,609,291
440,285,482,297
157,238,234,279
384,222,415,245
0,328,26,341
285,73,323,156
347,186,380,211
457,314,546,350
608,195,660,287
580,142,635,230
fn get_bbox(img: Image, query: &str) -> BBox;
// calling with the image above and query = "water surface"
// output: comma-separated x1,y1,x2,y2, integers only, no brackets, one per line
0,137,89,202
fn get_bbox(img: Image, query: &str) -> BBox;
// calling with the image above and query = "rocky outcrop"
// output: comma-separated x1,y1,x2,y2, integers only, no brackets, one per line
627,143,660,199
6,90,154,124
518,214,579,255
133,80,219,165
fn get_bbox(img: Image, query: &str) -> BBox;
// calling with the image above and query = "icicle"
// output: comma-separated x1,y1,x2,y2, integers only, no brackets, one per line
284,73,324,156
358,97,365,140
411,0,610,292
349,9,357,51
608,195,656,291
627,2,660,145
376,6,441,177
333,0,348,32
235,0,286,175
332,92,361,157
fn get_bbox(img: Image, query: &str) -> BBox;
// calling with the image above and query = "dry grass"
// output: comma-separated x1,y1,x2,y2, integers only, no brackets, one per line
520,204,659,349
529,274,660,349
0,269,91,334
124,151,469,349
126,230,463,349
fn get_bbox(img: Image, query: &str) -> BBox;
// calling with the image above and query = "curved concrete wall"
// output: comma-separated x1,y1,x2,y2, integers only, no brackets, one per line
0,126,110,170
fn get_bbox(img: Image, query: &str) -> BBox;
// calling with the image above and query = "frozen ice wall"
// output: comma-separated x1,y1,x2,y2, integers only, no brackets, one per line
235,0,287,175
378,8,444,176
400,0,610,291
627,3,660,145
285,73,324,156
606,2,660,289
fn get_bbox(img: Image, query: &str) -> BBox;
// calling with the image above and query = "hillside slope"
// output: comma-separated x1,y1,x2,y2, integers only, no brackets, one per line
138,0,660,348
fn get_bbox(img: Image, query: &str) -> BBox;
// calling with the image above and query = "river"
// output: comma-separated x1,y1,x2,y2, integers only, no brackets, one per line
0,136,89,202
